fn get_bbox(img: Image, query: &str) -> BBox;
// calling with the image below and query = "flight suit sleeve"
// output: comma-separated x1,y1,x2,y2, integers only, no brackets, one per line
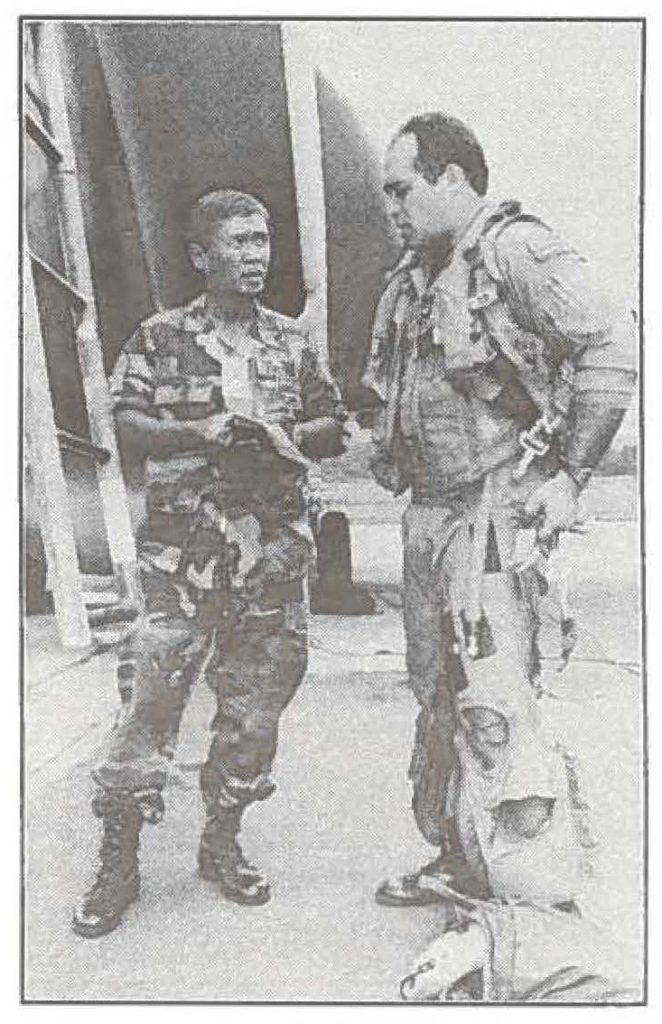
361,274,410,494
361,274,402,404
494,221,637,487
108,322,158,418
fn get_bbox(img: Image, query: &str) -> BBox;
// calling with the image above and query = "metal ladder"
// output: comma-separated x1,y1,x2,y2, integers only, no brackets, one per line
23,21,140,648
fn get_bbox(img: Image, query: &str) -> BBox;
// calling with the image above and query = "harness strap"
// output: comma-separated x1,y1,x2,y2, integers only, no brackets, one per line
465,203,554,417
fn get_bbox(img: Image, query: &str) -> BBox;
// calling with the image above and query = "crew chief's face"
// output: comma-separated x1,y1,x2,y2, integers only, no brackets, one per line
383,133,456,250
202,213,271,297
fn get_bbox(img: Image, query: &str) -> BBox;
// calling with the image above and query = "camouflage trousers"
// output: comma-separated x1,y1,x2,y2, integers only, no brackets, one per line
93,528,309,821
404,461,547,847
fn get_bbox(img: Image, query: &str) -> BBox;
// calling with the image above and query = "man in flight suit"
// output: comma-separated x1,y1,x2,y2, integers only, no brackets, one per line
362,113,636,906
73,189,346,936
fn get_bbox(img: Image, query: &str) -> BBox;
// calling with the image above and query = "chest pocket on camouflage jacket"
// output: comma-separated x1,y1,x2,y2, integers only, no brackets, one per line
151,323,224,419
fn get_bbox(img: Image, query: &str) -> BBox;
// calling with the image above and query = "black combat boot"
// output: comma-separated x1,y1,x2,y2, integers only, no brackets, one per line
198,807,270,906
72,792,143,938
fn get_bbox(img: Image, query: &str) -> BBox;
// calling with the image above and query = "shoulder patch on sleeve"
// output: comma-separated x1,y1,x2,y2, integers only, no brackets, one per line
525,237,581,264
496,220,579,265
479,218,545,282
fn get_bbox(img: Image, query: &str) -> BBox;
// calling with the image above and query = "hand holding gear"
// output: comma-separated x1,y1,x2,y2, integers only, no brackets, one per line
524,470,580,546
196,413,241,449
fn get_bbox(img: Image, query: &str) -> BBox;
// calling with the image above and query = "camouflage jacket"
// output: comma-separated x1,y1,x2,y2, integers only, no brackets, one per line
110,295,344,581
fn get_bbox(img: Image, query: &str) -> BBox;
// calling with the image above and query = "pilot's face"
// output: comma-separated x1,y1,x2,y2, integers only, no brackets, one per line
384,133,457,251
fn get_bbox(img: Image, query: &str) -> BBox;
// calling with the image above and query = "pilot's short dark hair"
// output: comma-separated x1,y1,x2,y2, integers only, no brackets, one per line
396,113,489,196
188,189,271,247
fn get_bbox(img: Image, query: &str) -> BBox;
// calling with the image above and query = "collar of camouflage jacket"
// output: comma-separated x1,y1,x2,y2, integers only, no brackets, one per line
181,294,292,357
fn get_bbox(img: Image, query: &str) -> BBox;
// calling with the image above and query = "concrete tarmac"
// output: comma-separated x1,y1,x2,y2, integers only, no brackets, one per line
23,486,644,1002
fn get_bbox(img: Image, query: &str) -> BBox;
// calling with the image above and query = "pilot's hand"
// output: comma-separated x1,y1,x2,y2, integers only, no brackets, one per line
524,469,580,546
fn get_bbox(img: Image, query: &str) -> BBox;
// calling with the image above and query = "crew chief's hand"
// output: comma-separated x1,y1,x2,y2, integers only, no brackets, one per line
195,413,235,446
196,413,262,451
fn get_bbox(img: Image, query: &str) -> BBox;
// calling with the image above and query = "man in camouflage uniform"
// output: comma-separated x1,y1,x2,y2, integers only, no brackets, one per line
362,113,636,907
73,189,345,937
